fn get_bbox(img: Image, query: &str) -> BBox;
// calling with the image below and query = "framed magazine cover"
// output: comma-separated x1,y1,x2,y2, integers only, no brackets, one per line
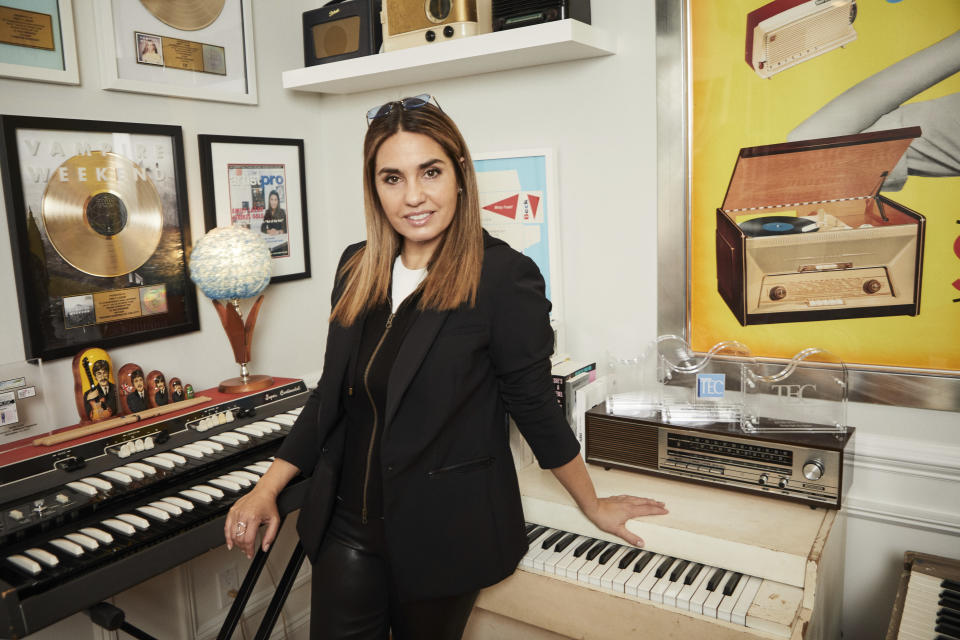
0,0,79,85
198,134,311,284
93,0,257,104
0,115,200,361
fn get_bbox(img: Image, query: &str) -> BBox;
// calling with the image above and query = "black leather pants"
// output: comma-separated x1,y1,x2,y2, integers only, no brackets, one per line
309,504,478,640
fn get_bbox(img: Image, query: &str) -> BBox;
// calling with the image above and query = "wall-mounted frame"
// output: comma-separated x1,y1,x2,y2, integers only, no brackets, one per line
655,0,960,412
198,135,311,284
0,0,79,85
0,115,200,361
473,148,563,324
93,0,257,104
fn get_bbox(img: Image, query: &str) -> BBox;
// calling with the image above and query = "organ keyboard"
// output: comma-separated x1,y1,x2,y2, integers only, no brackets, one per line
0,378,308,639
474,464,845,640
887,551,960,640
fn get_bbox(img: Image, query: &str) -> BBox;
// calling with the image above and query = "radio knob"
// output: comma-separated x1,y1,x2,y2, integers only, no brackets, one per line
803,459,825,481
443,25,454,38
758,474,769,486
778,477,789,489
425,30,436,42
769,285,787,301
863,279,882,294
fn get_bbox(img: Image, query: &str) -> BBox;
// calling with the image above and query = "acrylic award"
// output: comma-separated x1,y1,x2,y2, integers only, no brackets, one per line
606,335,752,427
743,348,848,434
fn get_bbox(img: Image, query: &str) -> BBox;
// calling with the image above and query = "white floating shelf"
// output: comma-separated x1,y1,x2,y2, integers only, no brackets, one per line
282,20,616,95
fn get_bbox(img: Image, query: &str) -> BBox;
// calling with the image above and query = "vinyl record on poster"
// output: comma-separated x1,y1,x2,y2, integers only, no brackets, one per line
739,216,819,237
41,153,163,277
140,0,226,31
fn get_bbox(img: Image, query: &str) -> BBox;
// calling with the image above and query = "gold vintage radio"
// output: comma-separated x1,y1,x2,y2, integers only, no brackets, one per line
381,0,488,52
716,127,925,325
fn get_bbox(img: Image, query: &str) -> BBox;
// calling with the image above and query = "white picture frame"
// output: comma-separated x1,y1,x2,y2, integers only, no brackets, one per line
473,148,563,324
93,0,258,105
0,0,79,85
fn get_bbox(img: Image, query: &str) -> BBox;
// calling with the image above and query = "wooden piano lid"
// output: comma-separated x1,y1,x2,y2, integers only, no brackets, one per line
721,127,920,212
518,463,836,589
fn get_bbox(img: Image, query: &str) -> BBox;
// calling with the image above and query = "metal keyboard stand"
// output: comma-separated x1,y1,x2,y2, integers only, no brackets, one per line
216,514,306,640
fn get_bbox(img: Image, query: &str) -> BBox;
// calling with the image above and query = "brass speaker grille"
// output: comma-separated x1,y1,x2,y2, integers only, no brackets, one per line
585,414,658,470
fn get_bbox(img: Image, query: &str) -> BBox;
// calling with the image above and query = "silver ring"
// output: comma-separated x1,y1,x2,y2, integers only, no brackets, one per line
235,521,247,535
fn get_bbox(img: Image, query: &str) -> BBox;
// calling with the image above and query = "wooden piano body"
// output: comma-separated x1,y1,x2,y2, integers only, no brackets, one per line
470,464,845,640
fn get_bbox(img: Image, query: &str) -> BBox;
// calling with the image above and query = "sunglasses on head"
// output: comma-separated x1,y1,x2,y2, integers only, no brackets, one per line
366,94,442,126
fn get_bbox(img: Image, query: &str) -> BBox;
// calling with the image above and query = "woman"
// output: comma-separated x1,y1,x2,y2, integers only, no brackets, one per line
261,190,287,235
224,96,667,639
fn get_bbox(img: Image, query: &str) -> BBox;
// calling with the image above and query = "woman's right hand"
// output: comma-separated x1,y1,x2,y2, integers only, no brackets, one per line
225,486,281,559
223,457,300,558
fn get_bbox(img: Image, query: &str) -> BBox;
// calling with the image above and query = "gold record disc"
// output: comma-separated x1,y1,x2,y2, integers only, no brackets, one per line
41,153,164,278
140,0,227,31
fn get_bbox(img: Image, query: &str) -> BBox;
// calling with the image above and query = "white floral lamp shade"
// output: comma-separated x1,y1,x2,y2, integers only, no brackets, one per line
189,226,272,300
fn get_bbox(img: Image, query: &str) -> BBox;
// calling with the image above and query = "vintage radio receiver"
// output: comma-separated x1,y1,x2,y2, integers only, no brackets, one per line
746,0,857,78
492,0,590,32
716,127,925,325
303,0,382,66
584,405,854,510
381,0,488,52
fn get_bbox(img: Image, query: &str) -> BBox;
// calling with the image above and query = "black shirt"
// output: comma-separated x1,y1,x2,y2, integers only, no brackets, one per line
337,294,421,520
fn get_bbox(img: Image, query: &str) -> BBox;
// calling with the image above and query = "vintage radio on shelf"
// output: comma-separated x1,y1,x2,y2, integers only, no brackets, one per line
745,0,857,78
303,0,383,66
715,127,925,326
381,0,486,52
492,0,590,31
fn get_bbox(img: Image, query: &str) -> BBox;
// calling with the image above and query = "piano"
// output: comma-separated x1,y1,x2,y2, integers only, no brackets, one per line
0,378,309,639
472,463,845,640
887,551,960,640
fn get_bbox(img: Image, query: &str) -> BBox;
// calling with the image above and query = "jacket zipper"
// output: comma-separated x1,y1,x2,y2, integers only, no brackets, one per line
361,310,394,524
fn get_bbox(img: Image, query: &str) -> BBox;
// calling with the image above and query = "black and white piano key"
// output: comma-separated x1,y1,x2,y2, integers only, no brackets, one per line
549,535,591,576
899,572,960,640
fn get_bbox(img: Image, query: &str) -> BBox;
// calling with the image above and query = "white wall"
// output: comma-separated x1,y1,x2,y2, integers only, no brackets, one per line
0,1,956,639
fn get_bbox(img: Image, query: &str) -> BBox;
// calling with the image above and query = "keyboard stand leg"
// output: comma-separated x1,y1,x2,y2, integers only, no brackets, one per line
253,542,305,640
87,602,159,640
217,515,285,640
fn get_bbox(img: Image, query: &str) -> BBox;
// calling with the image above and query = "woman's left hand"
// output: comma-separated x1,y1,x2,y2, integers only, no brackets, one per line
585,494,668,548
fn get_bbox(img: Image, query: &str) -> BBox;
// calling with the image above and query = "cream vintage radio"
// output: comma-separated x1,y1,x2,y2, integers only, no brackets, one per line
715,127,925,325
745,0,857,78
381,0,491,52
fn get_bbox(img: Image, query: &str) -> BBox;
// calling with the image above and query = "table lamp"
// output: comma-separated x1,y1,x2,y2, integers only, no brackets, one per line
189,226,274,393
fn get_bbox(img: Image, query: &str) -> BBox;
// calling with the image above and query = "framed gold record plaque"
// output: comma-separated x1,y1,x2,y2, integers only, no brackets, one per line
0,115,200,360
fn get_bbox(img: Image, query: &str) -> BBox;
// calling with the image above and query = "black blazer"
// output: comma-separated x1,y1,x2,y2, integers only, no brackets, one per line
276,232,580,601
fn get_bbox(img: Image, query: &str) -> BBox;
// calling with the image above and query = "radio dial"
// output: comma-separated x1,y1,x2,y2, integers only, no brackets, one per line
443,25,454,38
758,474,769,486
778,477,789,489
803,459,825,481
863,279,882,294
425,30,436,42
769,285,787,301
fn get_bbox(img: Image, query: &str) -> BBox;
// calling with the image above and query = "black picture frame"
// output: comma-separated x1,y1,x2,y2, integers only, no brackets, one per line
197,134,311,284
0,115,200,361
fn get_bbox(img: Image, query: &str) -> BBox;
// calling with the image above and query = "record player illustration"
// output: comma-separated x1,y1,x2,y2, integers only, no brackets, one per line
715,126,925,325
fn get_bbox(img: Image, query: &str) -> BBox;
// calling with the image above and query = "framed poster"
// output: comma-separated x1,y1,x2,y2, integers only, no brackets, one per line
0,0,79,85
473,149,563,322
198,135,311,284
93,0,257,104
0,115,200,361
654,0,960,410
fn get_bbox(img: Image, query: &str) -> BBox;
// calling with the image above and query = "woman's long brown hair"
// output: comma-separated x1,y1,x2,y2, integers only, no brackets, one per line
330,101,484,326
